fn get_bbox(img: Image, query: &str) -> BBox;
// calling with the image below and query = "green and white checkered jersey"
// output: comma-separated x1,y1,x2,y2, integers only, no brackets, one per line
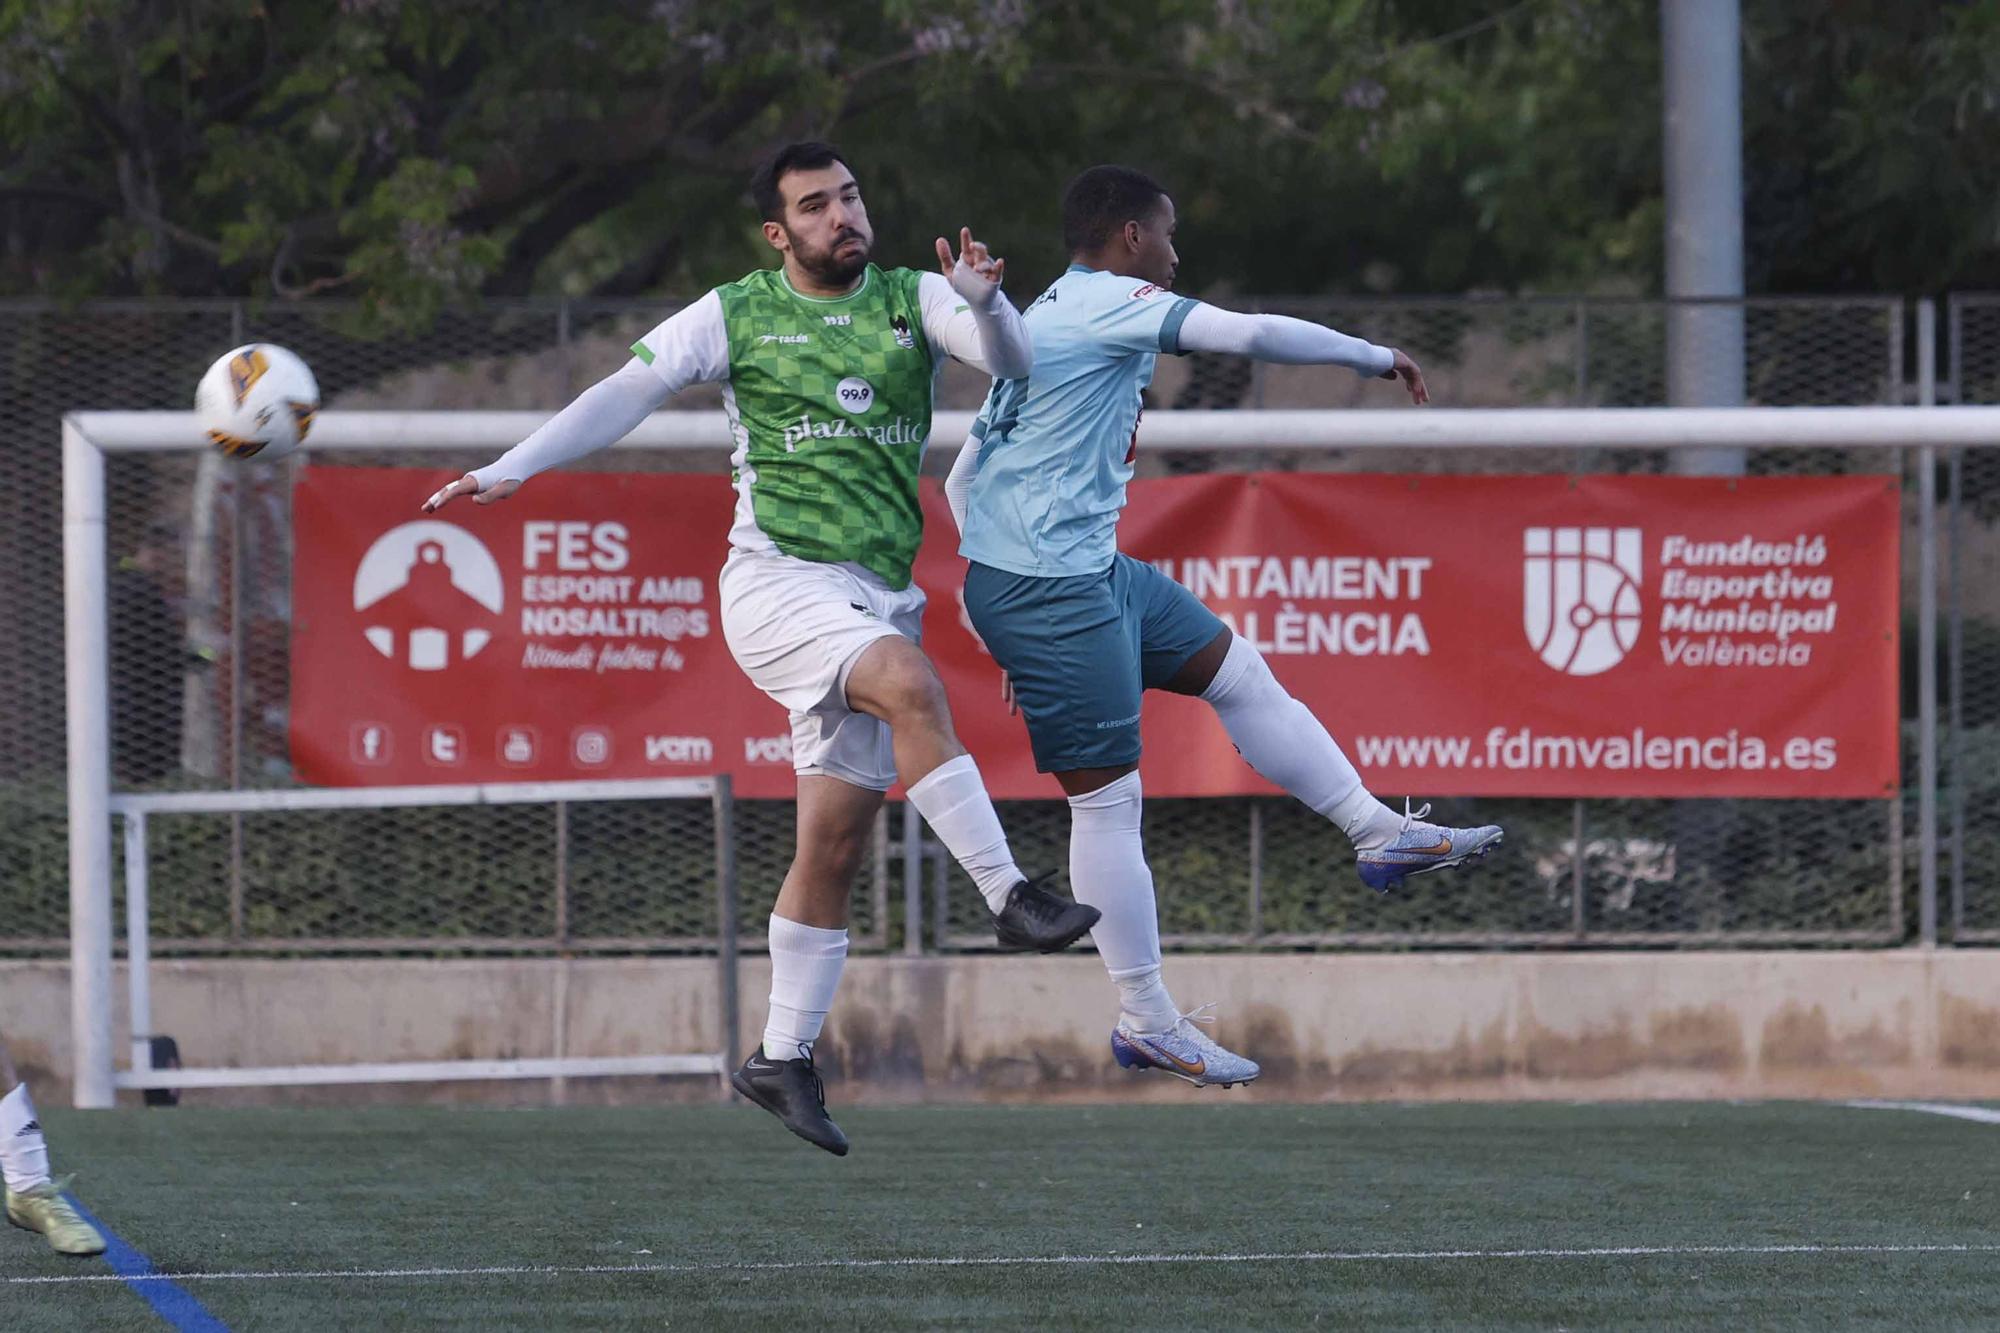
633,264,939,589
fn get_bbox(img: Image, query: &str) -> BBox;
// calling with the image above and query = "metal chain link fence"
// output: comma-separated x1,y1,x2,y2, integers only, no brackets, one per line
1,294,1946,957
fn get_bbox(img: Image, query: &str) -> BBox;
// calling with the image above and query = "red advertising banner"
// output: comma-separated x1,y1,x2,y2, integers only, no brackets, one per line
293,467,1899,800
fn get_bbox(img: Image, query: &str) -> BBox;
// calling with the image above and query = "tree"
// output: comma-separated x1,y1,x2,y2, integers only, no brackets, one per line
3,0,1996,317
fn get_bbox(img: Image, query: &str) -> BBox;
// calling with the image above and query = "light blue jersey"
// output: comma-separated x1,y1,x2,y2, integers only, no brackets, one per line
958,265,1199,578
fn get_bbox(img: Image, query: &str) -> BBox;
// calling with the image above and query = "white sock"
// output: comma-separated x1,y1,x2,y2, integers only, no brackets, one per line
0,1084,50,1193
1201,634,1404,851
1067,773,1179,1033
762,914,849,1062
906,754,1024,912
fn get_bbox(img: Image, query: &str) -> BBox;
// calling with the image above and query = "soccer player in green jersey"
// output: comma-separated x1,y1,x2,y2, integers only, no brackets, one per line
426,143,1098,1155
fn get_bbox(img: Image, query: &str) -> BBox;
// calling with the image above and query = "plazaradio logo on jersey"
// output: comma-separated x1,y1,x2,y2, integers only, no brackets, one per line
777,413,926,452
1523,526,1643,676
354,521,505,671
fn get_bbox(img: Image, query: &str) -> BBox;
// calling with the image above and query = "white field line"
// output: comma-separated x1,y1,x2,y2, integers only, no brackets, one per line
1846,1100,2000,1125
9,1243,2000,1287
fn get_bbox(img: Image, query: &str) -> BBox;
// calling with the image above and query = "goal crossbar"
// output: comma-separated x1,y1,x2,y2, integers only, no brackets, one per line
68,404,2000,454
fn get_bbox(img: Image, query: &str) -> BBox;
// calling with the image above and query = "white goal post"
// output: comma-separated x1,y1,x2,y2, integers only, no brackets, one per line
61,405,2000,1108
109,779,737,1097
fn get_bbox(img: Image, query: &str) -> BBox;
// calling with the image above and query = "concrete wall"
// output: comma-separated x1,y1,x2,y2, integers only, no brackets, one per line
6,952,2000,1107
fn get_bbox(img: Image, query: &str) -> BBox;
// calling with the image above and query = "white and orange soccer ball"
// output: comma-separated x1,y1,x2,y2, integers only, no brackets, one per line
195,343,320,460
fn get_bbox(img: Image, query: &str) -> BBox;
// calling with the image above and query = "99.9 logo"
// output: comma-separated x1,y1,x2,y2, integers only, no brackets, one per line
835,376,876,415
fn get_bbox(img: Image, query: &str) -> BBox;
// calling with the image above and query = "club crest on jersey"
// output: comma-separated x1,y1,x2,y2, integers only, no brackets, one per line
891,315,916,350
1128,284,1162,301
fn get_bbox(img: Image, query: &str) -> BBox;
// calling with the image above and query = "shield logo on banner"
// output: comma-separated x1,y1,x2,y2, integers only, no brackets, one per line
1523,526,1644,676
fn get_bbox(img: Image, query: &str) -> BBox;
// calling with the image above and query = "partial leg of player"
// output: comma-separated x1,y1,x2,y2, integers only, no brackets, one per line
1185,631,1504,892
1065,770,1263,1088
846,636,1099,952
0,1037,106,1257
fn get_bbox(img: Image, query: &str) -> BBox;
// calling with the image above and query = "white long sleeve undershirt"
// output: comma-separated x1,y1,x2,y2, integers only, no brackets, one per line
466,261,1032,494
932,262,1034,379
468,359,671,494
1175,304,1395,375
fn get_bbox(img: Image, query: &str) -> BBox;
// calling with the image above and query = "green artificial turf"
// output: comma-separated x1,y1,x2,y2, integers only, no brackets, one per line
5,1101,1998,1330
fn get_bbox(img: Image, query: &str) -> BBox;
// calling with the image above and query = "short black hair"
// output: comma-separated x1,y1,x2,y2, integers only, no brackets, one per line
1061,165,1169,254
750,141,852,222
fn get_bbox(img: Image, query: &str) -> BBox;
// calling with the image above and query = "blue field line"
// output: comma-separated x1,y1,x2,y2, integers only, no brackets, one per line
61,1194,229,1332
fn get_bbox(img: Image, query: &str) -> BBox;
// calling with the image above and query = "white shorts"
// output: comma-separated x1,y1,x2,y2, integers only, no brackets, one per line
718,547,927,791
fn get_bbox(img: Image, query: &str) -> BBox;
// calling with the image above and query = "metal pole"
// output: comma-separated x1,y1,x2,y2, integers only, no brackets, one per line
551,799,570,1105
557,299,575,400
549,958,569,1108
870,804,890,951
1573,300,1589,404
712,776,738,1097
124,812,151,1076
1247,803,1263,943
901,800,923,956
553,801,570,945
931,836,949,953
1661,0,1747,471
63,420,116,1108
1949,441,1966,940
1571,800,1587,939
1889,789,1905,943
1887,300,1906,407
1945,298,1966,939
227,436,245,939
1917,298,1939,948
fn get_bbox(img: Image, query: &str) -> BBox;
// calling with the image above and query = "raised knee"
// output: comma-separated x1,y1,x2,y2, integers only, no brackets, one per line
796,826,869,883
874,659,950,724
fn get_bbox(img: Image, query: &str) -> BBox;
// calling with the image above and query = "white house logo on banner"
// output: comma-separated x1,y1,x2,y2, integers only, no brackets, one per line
1523,526,1643,676
353,520,505,671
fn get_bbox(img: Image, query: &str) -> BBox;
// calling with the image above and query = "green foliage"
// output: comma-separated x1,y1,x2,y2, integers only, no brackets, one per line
5,1,1998,328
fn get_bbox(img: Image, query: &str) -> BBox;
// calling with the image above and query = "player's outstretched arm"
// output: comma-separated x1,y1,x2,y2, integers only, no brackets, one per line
423,289,729,511
422,360,672,511
1175,304,1428,404
923,227,1033,380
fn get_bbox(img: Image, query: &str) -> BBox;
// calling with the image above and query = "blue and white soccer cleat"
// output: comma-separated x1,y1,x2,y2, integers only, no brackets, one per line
1355,800,1505,893
1111,1004,1261,1088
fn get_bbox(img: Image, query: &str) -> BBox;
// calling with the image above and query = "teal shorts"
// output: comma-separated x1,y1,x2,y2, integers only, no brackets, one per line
963,554,1227,773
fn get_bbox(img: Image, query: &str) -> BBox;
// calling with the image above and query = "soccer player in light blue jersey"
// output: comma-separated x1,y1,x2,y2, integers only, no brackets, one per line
945,166,1503,1088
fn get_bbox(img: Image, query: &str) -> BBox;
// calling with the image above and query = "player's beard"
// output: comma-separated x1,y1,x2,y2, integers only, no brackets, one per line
789,226,871,287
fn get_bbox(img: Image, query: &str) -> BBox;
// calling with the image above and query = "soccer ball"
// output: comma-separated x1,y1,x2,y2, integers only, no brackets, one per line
195,343,320,461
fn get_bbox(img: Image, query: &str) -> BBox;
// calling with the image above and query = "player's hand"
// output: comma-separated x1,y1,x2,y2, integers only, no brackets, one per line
1380,349,1430,405
421,473,521,512
1000,672,1018,716
937,227,1005,300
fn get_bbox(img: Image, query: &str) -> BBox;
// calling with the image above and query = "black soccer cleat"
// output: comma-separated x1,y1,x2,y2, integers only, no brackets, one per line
990,876,1101,954
731,1048,850,1156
